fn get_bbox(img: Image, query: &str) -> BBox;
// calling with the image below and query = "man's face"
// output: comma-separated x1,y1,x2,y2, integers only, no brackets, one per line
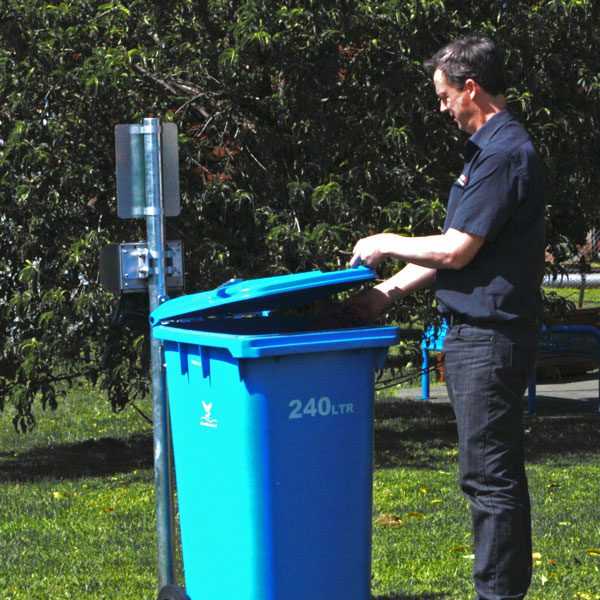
433,69,476,134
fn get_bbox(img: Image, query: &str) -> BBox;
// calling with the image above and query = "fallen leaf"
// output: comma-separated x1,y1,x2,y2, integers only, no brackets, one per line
103,506,116,513
430,499,443,505
375,513,404,527
52,491,65,500
450,546,468,553
547,559,557,565
586,548,600,556
419,487,428,494
541,575,548,585
462,554,475,560
405,511,425,518
532,552,542,560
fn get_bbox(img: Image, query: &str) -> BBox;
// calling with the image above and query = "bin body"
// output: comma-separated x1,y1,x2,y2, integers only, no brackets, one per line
151,268,398,600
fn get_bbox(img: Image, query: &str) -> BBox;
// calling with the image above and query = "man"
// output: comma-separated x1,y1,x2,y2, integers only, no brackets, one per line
345,36,546,600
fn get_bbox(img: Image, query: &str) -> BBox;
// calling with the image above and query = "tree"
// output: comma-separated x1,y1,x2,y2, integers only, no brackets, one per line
1,0,598,428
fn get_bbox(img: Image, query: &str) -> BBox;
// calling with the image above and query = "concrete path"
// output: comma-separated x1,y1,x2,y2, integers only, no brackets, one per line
394,372,600,414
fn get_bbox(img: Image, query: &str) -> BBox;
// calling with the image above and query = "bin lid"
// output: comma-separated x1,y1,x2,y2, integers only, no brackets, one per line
149,266,377,325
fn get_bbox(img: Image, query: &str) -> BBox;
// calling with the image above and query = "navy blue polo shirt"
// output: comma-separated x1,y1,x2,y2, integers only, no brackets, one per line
435,109,546,322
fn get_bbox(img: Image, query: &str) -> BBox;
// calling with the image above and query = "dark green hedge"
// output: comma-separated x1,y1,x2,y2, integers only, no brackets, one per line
1,0,598,426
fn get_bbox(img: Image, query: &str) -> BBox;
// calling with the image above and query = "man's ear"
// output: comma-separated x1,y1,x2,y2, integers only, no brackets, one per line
464,78,478,100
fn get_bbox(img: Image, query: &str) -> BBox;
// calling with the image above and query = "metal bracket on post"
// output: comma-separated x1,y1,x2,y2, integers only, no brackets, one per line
99,241,185,294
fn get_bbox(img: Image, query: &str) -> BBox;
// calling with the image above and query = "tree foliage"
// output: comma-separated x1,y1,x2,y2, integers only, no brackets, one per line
1,0,599,427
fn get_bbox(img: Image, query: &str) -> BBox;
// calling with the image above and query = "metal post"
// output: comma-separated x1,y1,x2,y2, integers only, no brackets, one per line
142,117,176,588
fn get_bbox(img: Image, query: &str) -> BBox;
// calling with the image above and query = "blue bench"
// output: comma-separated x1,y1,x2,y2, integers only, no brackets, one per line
421,321,600,413
527,324,600,413
420,321,447,400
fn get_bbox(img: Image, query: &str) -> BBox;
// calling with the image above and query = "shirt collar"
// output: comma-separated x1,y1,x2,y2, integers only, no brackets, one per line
466,108,513,154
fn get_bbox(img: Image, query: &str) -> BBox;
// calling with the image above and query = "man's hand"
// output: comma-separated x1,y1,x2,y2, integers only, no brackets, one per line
349,233,398,269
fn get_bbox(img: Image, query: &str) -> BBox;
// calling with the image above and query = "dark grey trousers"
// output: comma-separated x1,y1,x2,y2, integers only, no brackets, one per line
443,321,540,600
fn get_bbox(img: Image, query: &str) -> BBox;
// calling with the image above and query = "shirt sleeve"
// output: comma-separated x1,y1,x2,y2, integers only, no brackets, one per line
448,149,521,241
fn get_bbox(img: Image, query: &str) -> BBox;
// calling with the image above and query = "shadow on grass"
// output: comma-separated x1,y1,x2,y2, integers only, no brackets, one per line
374,400,458,469
1,396,598,481
374,397,600,469
372,594,449,600
0,433,153,482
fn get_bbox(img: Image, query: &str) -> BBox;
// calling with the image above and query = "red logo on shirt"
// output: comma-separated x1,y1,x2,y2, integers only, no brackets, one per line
458,174,469,187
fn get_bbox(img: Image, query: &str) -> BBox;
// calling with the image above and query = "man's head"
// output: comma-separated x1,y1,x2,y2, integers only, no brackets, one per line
425,35,507,95
425,35,507,134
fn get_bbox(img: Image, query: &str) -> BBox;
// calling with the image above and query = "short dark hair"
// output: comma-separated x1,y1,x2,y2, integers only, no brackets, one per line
424,35,507,95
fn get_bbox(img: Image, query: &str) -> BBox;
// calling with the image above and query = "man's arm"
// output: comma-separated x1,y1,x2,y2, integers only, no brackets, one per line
350,228,485,271
333,263,436,325
372,262,436,309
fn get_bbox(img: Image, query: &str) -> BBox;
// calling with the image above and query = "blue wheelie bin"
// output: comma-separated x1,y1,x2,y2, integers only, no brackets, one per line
150,266,399,600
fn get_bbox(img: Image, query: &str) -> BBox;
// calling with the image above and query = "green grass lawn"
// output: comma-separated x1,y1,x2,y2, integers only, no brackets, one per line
371,400,600,600
0,388,160,599
0,388,599,599
545,286,600,309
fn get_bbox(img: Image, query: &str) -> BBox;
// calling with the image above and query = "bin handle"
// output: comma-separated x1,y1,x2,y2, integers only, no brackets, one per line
215,277,244,298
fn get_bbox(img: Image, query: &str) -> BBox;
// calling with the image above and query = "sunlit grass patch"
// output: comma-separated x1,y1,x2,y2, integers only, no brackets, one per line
0,389,598,599
371,400,600,600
